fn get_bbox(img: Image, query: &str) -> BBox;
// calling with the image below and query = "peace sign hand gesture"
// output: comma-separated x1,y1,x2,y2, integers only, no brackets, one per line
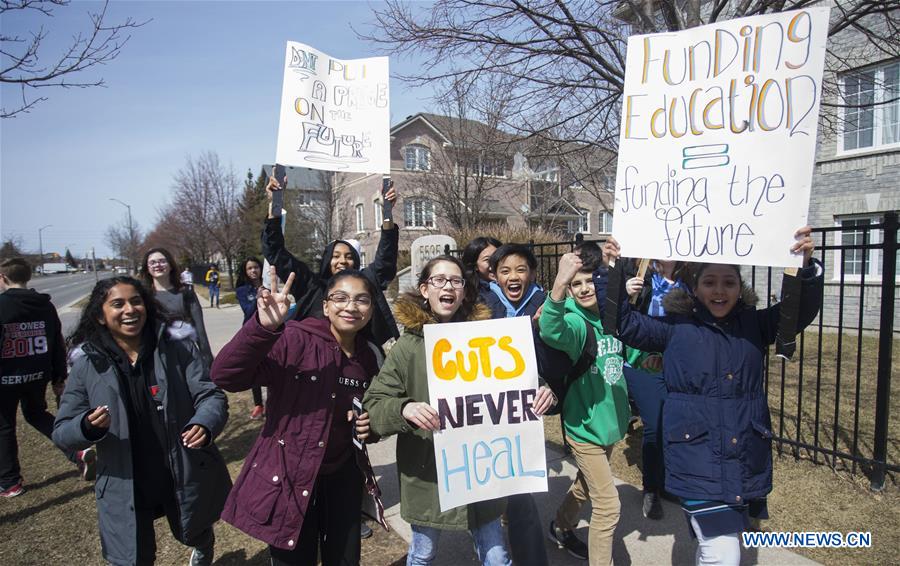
257,266,295,331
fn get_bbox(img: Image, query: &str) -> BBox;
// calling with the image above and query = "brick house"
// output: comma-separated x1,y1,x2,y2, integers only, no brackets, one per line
334,112,617,266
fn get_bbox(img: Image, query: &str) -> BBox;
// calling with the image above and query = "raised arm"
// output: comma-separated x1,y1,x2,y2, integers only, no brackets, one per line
261,173,315,297
363,184,399,289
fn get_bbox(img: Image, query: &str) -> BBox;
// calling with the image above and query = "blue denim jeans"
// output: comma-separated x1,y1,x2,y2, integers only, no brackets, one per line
208,283,220,307
407,519,510,566
507,493,549,566
624,366,667,492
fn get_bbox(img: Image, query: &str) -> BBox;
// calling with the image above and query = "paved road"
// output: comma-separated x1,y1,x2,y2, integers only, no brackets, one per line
28,272,113,336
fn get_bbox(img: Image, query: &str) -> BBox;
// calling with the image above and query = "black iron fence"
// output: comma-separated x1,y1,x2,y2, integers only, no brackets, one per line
459,212,898,489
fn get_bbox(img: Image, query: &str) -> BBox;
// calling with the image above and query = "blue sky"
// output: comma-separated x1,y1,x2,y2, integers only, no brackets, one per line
1,0,436,258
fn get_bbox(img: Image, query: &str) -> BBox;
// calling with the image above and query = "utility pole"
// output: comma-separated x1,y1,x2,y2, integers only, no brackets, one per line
38,224,52,275
91,247,99,283
109,198,135,273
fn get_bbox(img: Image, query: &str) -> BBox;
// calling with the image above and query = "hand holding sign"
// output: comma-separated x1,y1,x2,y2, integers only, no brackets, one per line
402,401,440,431
791,225,815,266
257,266,295,331
532,386,557,416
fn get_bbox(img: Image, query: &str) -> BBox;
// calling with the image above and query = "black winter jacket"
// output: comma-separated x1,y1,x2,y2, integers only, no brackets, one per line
261,217,400,347
0,288,66,387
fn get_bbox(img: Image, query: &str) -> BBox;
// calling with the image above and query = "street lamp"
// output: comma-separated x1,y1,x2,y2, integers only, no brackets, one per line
38,224,52,275
109,198,134,272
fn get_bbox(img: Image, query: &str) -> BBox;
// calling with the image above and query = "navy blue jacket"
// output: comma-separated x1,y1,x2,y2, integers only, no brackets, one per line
612,260,823,502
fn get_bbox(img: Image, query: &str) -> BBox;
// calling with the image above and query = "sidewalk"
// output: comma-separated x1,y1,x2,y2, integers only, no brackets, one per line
202,305,818,566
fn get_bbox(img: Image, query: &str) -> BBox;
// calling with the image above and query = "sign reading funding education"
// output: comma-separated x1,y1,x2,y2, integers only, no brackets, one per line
612,8,829,267
424,316,548,512
275,42,389,174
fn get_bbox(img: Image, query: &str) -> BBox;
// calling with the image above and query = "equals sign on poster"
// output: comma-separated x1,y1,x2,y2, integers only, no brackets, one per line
682,144,729,170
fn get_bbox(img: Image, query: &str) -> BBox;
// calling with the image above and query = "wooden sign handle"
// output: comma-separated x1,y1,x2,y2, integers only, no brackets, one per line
629,258,651,304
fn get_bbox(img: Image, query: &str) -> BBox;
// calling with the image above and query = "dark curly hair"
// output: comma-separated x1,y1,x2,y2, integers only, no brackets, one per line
235,256,264,289
68,277,161,349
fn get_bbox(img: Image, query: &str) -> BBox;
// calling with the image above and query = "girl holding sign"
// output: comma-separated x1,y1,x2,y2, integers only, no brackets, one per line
366,256,542,566
604,227,822,565
212,267,383,566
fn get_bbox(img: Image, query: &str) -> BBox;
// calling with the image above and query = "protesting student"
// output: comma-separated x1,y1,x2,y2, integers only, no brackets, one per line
212,267,382,565
141,248,213,367
621,259,692,520
605,227,823,565
181,266,194,286
53,277,231,566
262,172,400,347
461,236,501,303
539,251,642,564
365,256,557,565
480,244,553,566
234,256,266,420
1,258,94,497
204,264,221,308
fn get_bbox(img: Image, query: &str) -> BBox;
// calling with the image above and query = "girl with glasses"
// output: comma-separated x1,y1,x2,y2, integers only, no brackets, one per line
364,255,513,565
140,248,213,367
212,267,384,565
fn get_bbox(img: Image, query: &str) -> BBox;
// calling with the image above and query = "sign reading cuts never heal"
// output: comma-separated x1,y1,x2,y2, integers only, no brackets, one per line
612,8,829,267
424,316,548,512
275,42,390,174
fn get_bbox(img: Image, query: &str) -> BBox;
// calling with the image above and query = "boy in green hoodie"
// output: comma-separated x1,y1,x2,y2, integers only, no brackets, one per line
539,251,641,565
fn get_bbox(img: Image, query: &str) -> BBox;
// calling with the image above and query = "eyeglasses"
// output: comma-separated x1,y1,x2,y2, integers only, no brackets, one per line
327,293,373,309
427,276,466,289
147,259,168,267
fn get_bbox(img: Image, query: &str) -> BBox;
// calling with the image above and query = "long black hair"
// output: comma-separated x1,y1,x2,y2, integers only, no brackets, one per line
140,247,182,292
461,236,502,278
235,256,264,289
68,277,160,349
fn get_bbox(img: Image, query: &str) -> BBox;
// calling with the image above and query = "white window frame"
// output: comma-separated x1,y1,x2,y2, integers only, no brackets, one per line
405,145,431,171
374,198,383,227
838,60,900,155
355,203,365,233
833,214,898,282
598,210,614,234
404,198,436,229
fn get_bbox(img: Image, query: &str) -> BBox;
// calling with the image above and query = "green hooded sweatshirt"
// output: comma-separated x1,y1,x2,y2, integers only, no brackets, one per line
538,295,640,446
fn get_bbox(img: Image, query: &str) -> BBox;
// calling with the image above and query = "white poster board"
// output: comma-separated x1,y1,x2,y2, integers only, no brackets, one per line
424,317,548,512
275,42,389,173
612,8,829,267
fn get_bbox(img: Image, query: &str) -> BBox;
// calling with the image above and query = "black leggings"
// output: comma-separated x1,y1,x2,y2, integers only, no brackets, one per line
269,457,363,566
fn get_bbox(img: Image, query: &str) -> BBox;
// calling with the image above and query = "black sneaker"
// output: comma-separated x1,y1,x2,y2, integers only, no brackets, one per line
642,491,663,520
547,520,588,560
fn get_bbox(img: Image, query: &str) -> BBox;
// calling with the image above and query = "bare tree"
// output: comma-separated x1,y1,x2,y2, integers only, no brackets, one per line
105,216,141,270
362,1,899,152
287,170,349,257
168,152,243,288
1,0,147,118
406,77,529,231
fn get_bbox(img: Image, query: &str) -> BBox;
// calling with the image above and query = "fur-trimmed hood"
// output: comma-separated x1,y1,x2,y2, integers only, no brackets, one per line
662,284,759,318
393,290,492,333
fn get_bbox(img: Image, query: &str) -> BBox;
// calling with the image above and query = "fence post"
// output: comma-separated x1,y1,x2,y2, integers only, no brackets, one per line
871,211,897,491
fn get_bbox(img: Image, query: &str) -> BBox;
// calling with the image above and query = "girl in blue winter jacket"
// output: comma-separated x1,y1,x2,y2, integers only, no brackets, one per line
604,227,822,566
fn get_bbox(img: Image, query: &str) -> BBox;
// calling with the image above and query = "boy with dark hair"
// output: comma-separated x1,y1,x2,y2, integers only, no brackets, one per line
482,244,554,565
0,258,94,497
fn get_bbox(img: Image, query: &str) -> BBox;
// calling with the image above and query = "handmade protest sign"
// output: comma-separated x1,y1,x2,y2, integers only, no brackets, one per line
612,8,829,267
275,42,389,174
424,316,548,512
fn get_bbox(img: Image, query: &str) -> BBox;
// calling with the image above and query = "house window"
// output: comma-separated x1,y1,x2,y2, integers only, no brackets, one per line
835,215,899,279
841,60,900,152
566,209,590,234
355,204,365,232
359,252,367,268
603,174,616,192
404,199,435,228
533,160,558,182
598,211,613,233
374,198,383,227
465,157,506,177
405,145,431,171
